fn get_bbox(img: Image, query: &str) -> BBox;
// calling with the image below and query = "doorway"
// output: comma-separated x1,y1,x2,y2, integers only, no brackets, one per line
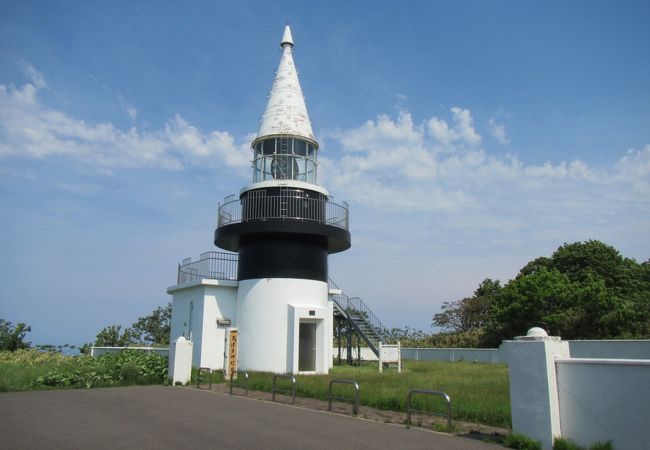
298,321,317,372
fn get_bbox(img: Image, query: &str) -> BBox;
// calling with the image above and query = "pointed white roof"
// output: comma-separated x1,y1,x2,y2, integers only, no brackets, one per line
256,26,316,144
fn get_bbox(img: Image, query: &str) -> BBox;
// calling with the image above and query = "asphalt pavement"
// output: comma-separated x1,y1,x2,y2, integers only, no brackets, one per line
0,385,502,449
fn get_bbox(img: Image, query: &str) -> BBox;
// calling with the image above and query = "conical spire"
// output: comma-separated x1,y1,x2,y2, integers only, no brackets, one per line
256,26,316,143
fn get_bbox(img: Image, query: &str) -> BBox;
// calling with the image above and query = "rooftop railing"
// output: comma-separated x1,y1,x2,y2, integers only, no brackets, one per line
177,251,238,284
217,192,349,231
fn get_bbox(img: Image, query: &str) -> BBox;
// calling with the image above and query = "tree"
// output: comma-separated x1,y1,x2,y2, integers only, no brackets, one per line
92,303,172,348
0,319,31,351
432,278,501,332
131,303,171,346
482,240,650,345
94,325,139,347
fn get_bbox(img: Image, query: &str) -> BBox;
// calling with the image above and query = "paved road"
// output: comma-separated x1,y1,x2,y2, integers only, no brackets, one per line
0,386,501,449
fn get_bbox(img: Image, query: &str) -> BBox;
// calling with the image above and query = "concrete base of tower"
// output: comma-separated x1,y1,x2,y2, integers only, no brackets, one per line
236,278,332,374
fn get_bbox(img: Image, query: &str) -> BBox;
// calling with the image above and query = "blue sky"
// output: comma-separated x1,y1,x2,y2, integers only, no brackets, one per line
1,1,649,346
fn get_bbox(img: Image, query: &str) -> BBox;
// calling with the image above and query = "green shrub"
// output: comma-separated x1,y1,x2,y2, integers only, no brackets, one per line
553,437,613,450
503,433,542,450
28,350,168,389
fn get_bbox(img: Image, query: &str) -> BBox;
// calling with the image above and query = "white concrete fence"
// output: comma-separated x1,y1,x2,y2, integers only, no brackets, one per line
336,340,650,364
90,346,170,358
503,329,650,450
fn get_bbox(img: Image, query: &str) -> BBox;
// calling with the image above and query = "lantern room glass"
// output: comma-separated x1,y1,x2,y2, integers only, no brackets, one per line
253,137,317,183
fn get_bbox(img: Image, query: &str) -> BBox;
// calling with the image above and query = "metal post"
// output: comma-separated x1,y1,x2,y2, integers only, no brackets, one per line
272,374,296,404
337,320,342,365
229,370,249,396
346,322,353,365
357,337,361,366
328,379,360,416
405,389,452,430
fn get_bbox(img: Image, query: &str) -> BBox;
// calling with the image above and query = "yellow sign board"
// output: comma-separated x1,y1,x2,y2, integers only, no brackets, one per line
228,330,238,379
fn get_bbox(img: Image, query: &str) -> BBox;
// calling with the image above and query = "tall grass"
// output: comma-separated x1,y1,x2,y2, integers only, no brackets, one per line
0,349,168,391
244,361,511,428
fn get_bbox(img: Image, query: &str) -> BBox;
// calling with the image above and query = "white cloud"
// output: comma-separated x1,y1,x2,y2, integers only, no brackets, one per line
323,108,650,256
427,106,481,147
488,118,509,144
126,105,137,121
18,60,46,90
0,71,250,173
451,107,481,144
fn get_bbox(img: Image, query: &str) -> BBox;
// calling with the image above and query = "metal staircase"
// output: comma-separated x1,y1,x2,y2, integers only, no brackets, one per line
328,278,392,358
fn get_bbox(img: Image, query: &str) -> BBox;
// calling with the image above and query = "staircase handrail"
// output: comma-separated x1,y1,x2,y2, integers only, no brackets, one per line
329,277,392,346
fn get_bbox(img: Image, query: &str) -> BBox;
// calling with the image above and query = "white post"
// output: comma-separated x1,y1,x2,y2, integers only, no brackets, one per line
502,327,570,450
169,336,193,385
378,341,383,373
397,341,402,373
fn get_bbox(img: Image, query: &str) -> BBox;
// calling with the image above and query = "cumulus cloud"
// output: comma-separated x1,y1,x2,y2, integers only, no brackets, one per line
427,107,481,147
488,118,509,144
324,107,650,252
18,61,46,90
0,69,250,172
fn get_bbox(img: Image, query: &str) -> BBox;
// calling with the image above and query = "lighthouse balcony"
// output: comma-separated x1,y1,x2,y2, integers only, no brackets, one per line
215,189,351,254
217,191,349,231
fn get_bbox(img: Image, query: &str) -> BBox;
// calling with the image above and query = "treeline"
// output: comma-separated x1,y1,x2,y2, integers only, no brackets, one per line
91,303,171,349
0,303,171,355
393,240,650,348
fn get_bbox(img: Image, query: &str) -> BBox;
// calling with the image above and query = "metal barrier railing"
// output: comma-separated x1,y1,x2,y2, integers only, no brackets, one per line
196,367,213,390
177,251,238,284
405,389,452,430
272,374,296,404
328,379,360,416
229,370,249,396
217,193,349,231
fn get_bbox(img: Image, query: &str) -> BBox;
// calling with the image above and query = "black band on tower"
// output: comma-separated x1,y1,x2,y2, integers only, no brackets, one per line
237,233,328,281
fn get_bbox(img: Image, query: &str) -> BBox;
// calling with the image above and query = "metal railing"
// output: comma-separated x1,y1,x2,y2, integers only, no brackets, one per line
272,374,296,404
177,251,238,284
229,370,249,396
196,367,214,390
405,389,452,430
329,278,392,349
328,379,360,416
217,193,349,231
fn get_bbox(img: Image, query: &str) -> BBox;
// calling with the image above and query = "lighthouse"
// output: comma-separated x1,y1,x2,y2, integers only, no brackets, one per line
168,25,351,375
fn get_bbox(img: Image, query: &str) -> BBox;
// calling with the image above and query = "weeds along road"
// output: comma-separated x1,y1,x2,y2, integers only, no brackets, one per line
0,385,503,449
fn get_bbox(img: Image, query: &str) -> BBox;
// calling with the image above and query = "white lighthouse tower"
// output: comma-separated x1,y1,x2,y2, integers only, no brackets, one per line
168,25,351,375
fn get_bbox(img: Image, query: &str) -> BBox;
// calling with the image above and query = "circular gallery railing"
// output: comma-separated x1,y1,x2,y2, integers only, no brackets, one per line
217,192,349,231
177,251,238,284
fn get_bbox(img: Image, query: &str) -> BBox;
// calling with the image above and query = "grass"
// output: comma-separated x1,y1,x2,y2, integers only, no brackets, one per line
4,350,509,428
220,360,511,428
0,360,62,391
0,349,168,391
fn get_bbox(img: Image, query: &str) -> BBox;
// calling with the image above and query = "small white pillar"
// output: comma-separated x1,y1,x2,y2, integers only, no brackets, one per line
502,327,570,450
169,336,193,385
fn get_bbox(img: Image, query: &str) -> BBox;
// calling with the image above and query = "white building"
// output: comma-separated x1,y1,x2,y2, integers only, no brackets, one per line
167,25,351,375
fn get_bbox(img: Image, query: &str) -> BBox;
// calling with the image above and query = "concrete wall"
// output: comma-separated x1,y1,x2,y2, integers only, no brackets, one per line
556,358,650,450
402,347,504,363
200,283,238,369
237,278,330,374
332,347,378,361
396,340,650,365
504,330,650,450
168,279,238,370
567,340,650,359
90,347,169,357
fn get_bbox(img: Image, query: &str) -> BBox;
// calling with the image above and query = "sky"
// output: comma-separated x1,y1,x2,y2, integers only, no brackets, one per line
1,1,649,347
